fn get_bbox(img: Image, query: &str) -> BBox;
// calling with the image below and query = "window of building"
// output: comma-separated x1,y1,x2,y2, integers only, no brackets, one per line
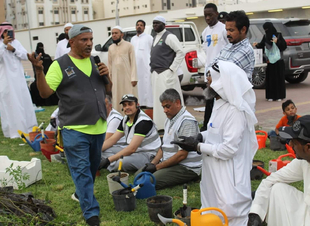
71,9,76,14
86,0,88,3
145,4,147,7
54,9,59,14
112,9,115,13
164,3,166,6
39,22,44,26
172,3,174,6
55,22,59,24
38,10,43,14
33,36,39,40
134,6,136,9
84,9,88,14
137,6,139,8
70,0,74,3
186,3,188,6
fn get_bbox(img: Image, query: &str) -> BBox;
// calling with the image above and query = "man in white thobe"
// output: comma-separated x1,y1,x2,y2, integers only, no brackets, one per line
108,26,138,113
131,20,153,109
0,22,37,138
248,115,310,226
150,16,184,130
55,23,73,59
173,60,258,226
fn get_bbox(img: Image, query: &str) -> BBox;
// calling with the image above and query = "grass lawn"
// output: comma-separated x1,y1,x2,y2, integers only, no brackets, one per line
0,106,303,225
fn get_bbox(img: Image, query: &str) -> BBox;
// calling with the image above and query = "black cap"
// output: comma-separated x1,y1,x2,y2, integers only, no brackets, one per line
218,12,228,20
279,115,310,142
119,94,138,105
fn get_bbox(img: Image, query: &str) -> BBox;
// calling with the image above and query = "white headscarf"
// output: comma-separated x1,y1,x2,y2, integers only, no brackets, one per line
210,60,257,131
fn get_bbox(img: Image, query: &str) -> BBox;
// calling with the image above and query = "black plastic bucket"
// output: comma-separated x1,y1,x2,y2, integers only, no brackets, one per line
174,207,197,226
146,195,172,224
112,189,136,212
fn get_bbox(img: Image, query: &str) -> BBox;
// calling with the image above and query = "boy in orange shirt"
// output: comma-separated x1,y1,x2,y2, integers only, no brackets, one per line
269,99,301,137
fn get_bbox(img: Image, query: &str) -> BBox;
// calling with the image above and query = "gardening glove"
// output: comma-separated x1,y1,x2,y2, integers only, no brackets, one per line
171,134,202,152
142,163,156,173
98,157,110,170
50,118,57,128
247,213,263,226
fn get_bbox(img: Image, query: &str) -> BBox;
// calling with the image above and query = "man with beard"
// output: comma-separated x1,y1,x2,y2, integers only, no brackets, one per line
173,61,258,226
99,94,161,172
150,16,184,130
209,11,255,81
131,20,153,114
28,24,111,226
200,3,229,131
248,115,310,226
108,26,137,113
55,23,73,59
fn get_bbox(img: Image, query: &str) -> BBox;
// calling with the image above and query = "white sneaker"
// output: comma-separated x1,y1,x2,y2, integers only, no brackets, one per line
71,193,79,202
277,99,282,102
267,99,273,102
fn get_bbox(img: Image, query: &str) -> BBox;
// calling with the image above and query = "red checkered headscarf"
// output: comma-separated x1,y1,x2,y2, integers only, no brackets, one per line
0,22,14,40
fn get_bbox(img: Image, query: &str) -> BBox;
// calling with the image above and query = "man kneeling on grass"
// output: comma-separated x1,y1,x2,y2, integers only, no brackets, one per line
99,94,161,172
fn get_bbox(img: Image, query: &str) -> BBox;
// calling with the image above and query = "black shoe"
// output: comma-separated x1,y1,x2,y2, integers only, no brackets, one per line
86,216,100,226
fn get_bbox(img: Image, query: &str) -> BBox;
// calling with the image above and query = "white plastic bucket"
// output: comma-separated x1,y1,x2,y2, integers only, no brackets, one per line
106,172,129,195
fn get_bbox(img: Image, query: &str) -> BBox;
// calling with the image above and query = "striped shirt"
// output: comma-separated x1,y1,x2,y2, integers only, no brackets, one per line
208,38,255,82
168,107,199,140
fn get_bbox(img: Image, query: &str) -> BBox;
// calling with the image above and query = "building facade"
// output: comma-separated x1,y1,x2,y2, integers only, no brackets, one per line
5,0,93,29
101,0,198,19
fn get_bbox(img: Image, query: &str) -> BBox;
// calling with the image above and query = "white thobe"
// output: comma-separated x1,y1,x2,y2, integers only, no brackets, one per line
0,40,37,138
131,33,153,108
55,39,70,59
151,29,184,130
250,159,310,226
199,99,254,226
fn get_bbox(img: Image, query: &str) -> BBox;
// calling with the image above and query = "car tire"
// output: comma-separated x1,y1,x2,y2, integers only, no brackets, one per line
285,72,308,84
252,66,266,89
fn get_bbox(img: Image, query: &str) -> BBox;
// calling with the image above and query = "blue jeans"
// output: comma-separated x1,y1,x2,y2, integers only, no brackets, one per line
62,128,104,220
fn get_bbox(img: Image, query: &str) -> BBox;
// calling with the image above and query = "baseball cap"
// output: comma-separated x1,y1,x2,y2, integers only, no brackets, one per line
68,24,92,39
279,115,310,142
218,12,228,20
119,94,138,105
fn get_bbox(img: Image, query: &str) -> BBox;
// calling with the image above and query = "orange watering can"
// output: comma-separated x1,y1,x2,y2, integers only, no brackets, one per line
257,153,295,176
158,207,228,226
256,130,267,149
285,143,296,158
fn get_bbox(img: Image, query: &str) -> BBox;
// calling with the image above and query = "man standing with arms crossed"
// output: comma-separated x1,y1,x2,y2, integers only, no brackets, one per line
28,24,111,226
200,3,229,131
150,16,185,130
131,20,153,114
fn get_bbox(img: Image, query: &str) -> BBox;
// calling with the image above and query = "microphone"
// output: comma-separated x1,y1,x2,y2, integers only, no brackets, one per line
94,55,109,85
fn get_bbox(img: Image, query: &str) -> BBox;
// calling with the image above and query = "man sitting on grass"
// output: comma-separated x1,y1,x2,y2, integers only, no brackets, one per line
99,94,161,172
138,88,202,190
248,115,310,226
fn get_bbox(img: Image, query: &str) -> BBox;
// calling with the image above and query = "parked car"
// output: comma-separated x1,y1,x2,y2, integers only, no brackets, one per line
249,18,310,89
92,22,207,91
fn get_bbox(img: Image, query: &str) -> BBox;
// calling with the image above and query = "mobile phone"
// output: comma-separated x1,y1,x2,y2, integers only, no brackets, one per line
7,30,13,38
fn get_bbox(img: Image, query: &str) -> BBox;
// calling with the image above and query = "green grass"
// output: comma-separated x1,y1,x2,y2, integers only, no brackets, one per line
0,106,303,225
